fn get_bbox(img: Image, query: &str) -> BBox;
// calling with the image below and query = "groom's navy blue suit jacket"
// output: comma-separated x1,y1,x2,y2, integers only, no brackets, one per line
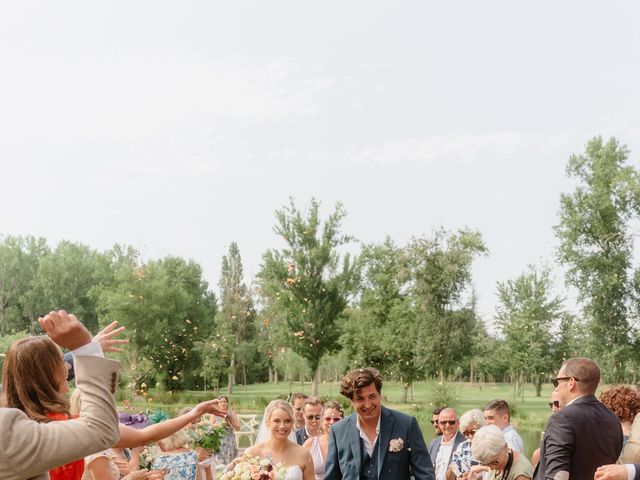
324,405,435,480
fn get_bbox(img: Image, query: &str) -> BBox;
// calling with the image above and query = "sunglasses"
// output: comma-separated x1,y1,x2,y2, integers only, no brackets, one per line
463,429,477,437
438,420,457,426
306,414,321,420
548,400,560,409
552,376,580,388
324,417,342,422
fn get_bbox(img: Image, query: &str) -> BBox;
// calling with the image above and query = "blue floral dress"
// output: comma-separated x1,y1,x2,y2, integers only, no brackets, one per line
450,440,473,477
152,450,198,480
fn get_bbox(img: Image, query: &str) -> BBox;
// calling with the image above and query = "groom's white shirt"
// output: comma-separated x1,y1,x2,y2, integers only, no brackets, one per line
356,414,381,456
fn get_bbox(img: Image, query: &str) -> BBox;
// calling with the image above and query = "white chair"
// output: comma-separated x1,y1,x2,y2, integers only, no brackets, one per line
234,414,258,449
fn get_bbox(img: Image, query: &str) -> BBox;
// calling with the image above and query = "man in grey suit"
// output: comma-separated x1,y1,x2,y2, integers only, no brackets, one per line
324,367,435,480
0,310,121,480
534,357,623,480
428,408,465,480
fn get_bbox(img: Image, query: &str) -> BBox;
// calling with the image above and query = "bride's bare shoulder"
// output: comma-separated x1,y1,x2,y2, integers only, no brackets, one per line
289,442,313,462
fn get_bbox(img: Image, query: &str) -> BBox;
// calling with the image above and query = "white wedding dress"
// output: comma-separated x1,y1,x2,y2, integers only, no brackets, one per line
284,465,303,480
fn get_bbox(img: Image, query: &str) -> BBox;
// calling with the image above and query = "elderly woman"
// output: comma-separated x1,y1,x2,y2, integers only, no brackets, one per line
468,425,533,480
446,409,485,480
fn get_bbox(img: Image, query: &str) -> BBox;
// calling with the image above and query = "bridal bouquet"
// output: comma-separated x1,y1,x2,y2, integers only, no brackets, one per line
188,421,227,453
220,454,287,480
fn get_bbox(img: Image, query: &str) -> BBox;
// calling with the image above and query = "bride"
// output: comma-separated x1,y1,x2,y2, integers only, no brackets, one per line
241,400,314,480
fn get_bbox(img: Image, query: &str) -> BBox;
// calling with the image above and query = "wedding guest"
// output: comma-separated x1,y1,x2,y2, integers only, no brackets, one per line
530,391,563,468
296,397,323,445
469,425,533,480
68,390,160,480
483,399,524,453
446,408,485,479
432,407,445,436
534,357,622,480
428,408,464,480
152,429,199,480
303,400,344,480
0,310,120,480
291,393,308,430
208,395,240,465
600,385,640,443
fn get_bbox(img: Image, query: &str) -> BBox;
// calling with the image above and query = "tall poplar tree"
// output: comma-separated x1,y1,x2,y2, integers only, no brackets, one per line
216,242,255,393
555,136,640,379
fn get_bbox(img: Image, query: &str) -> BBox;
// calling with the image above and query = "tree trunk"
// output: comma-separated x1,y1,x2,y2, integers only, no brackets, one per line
312,367,320,397
228,353,235,394
243,363,247,386
268,368,274,383
401,383,409,403
469,360,475,384
274,368,279,384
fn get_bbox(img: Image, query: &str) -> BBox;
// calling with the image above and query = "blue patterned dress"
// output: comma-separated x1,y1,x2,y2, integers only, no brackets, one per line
152,450,198,480
450,440,473,477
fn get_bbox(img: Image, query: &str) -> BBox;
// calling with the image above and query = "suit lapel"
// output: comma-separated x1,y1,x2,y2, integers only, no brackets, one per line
348,415,362,476
377,406,394,478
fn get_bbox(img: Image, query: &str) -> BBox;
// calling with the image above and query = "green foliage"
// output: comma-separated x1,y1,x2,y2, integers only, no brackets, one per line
427,382,458,410
555,136,640,380
495,265,565,395
0,330,29,375
96,253,216,390
258,198,358,395
404,228,487,380
0,235,49,334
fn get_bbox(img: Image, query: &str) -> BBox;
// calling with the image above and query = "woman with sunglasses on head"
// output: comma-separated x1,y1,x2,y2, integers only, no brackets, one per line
468,425,533,480
446,409,485,480
303,401,344,480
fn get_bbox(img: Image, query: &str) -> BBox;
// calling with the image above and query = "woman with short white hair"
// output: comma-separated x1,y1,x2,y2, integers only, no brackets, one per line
446,409,485,479
468,425,533,480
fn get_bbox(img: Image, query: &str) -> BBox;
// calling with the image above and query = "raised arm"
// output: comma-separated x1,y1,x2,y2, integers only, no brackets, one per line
116,399,224,448
0,311,121,478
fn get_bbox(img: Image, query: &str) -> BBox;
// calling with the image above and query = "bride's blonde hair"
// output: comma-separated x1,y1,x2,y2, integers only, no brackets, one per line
264,399,294,424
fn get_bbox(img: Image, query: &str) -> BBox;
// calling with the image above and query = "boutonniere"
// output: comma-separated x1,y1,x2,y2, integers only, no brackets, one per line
389,438,404,453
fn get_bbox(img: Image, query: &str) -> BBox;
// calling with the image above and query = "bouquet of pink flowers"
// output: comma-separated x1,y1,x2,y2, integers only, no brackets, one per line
220,454,287,480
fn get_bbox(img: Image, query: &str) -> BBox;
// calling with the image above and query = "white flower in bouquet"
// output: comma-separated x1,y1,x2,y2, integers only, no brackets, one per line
220,454,287,480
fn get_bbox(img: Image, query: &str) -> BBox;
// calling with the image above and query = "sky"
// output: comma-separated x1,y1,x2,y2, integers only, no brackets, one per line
1,1,640,325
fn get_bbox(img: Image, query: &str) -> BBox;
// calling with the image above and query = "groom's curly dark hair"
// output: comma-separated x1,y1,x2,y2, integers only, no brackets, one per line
340,367,383,399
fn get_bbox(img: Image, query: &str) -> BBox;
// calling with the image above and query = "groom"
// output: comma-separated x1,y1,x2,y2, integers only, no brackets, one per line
325,368,435,479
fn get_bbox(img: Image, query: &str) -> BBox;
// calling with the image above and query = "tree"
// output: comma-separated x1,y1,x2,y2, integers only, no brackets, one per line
555,136,640,380
216,243,256,393
0,235,48,335
22,240,104,333
341,238,423,402
495,266,564,396
258,198,358,396
96,255,216,390
404,228,487,381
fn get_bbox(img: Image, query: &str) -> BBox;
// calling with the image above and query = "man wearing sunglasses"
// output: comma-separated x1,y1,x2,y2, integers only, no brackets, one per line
290,392,308,430
428,408,465,480
295,396,324,445
534,357,623,480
